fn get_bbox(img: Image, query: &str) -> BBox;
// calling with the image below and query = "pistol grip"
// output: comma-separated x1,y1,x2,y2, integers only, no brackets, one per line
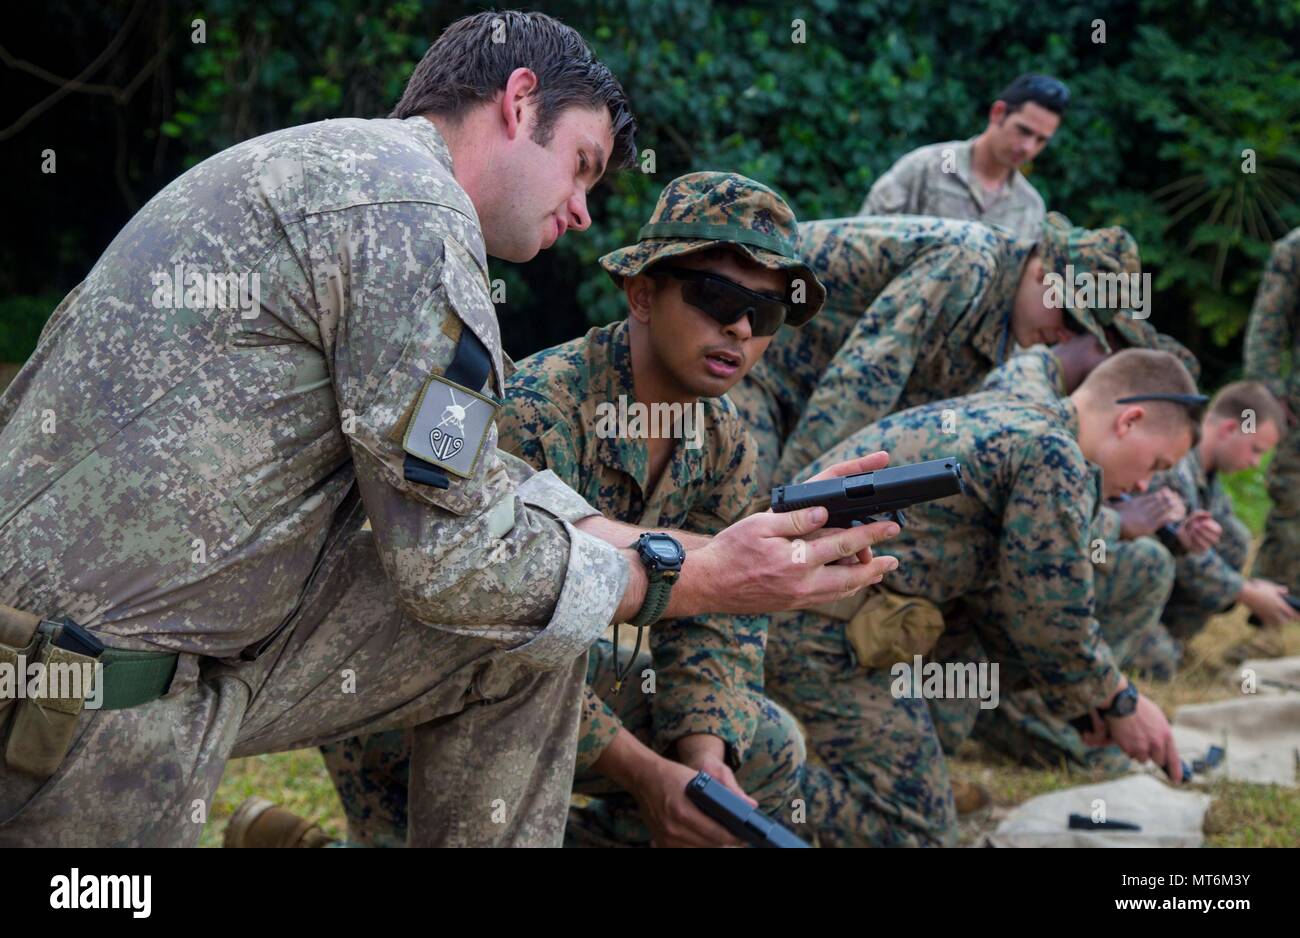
854,510,906,529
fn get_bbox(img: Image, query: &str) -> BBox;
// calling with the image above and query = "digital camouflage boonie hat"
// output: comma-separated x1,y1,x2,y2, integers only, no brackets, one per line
599,172,827,325
1037,211,1146,353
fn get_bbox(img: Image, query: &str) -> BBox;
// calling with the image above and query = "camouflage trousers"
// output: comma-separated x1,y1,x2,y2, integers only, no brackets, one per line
968,536,1175,772
1164,514,1251,641
1097,535,1180,676
566,639,807,846
764,609,958,848
0,522,586,847
322,638,807,847
1255,422,1300,593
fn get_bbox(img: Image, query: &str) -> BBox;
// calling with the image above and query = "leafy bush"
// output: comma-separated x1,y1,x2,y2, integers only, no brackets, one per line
0,294,62,364
7,1,1300,371
1222,451,1273,536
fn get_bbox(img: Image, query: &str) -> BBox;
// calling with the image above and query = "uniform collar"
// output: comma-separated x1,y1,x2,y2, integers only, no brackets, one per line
403,116,457,172
589,319,708,504
1188,446,1213,494
1062,396,1082,439
590,320,650,492
1063,399,1109,517
957,136,1034,212
400,116,490,280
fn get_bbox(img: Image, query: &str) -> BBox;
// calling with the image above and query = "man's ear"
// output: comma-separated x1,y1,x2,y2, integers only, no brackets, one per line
1114,404,1145,438
624,275,656,324
1024,252,1045,286
499,67,540,141
990,100,1008,126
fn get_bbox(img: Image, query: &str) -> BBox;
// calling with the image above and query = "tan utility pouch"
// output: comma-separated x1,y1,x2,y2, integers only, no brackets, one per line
813,585,945,669
0,604,42,745
4,630,97,780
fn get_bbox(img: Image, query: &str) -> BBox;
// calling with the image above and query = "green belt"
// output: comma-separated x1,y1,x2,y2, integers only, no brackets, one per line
36,621,178,711
98,647,179,710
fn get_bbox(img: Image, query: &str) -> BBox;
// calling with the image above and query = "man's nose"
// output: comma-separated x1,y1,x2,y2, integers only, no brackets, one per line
723,308,754,341
1134,477,1151,494
567,189,592,232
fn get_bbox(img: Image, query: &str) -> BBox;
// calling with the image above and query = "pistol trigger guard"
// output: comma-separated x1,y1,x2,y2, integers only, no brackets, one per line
889,510,906,528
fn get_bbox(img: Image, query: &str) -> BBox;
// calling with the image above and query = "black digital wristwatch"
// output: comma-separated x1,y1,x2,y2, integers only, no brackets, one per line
628,532,685,626
610,533,685,691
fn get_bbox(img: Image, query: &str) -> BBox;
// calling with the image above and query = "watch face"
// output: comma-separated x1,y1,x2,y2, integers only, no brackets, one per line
643,534,684,568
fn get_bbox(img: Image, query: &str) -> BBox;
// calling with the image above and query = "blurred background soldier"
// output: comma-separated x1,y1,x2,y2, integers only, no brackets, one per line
1245,228,1300,600
859,73,1070,239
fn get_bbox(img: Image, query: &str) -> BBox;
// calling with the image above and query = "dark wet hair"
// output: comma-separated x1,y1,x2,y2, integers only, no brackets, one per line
391,10,637,169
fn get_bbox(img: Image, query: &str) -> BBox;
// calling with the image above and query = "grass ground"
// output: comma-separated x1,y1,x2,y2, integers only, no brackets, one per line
951,604,1300,848
203,600,1300,848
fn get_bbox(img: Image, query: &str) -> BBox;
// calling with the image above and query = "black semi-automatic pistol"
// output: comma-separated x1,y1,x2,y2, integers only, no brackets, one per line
770,457,966,528
685,772,810,848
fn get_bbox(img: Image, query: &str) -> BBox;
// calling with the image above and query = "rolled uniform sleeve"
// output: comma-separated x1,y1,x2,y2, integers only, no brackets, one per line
990,435,1124,715
493,385,625,772
320,203,627,669
650,420,764,767
1170,533,1247,614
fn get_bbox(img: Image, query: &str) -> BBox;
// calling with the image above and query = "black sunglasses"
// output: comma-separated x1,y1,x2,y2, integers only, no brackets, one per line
653,266,792,337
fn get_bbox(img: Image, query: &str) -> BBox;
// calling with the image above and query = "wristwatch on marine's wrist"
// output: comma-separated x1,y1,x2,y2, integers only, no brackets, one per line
628,533,685,627
1097,680,1139,719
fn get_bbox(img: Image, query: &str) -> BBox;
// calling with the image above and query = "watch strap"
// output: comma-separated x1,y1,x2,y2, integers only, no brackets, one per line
1098,682,1137,718
629,569,675,627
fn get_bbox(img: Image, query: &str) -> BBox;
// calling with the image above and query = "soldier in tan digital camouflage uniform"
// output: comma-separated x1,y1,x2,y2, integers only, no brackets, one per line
0,14,897,848
1245,228,1300,596
859,74,1070,239
317,172,827,848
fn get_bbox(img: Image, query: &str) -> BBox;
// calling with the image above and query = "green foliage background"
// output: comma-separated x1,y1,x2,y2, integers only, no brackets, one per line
6,0,1300,372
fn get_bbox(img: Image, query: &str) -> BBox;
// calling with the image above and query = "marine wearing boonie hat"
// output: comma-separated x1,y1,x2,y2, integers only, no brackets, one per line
600,171,827,325
1037,210,1151,352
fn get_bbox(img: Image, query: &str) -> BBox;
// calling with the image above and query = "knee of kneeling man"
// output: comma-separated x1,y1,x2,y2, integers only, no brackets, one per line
744,698,808,781
1131,536,1176,591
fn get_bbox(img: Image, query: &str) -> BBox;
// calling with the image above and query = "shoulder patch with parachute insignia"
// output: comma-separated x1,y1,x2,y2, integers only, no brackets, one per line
402,373,498,480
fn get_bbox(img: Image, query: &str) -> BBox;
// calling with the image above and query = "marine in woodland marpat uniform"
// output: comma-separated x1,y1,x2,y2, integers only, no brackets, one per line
1149,383,1296,652
956,347,1173,770
730,210,1173,491
1244,227,1300,596
765,348,1199,847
